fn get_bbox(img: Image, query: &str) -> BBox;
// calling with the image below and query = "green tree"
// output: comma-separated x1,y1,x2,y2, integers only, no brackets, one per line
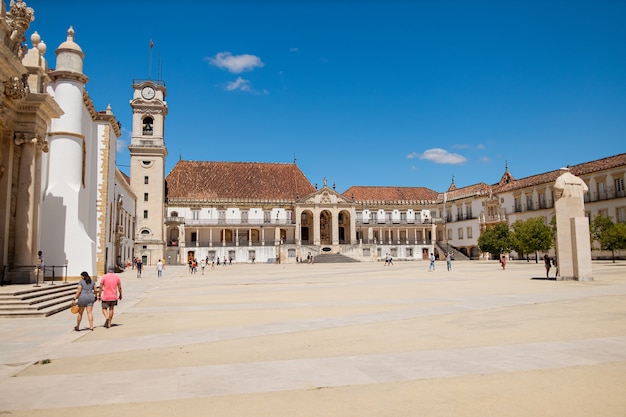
477,222,512,259
510,217,554,263
590,214,626,263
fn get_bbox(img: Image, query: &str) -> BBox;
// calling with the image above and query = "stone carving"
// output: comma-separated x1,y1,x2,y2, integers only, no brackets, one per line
6,0,35,58
14,133,47,151
554,168,588,199
3,74,30,100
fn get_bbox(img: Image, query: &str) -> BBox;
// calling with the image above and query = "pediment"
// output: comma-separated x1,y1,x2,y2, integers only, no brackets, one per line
300,186,352,205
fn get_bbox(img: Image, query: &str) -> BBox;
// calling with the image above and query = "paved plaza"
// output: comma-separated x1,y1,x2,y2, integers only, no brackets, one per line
1,259,625,416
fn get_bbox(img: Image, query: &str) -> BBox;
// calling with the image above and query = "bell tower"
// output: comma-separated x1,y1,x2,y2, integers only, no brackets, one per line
129,80,168,265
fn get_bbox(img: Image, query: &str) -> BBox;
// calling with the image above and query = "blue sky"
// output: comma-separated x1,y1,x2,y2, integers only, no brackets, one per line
26,1,626,193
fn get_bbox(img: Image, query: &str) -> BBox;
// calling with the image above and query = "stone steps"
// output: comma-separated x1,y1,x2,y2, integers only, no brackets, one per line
0,282,78,318
312,253,360,263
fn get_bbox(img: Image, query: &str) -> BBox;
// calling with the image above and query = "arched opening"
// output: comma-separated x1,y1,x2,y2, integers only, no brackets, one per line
338,210,351,244
142,116,154,135
320,210,332,245
300,210,314,244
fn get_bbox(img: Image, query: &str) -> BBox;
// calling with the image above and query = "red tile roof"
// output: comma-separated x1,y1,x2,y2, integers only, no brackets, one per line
343,186,439,204
493,153,626,193
441,182,492,201
165,161,315,201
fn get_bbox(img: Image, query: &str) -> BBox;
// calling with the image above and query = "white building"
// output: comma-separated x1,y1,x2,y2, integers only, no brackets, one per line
39,27,133,279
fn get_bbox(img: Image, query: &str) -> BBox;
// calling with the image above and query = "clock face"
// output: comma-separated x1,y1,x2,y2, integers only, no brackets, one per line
141,86,155,100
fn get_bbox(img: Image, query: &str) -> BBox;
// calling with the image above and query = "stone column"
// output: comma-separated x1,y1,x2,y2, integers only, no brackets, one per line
13,134,37,266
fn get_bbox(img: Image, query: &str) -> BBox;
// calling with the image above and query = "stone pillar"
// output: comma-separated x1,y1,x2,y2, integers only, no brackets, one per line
554,168,593,281
13,135,36,266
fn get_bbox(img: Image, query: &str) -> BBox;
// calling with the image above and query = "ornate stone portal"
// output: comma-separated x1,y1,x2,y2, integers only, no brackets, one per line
553,168,593,281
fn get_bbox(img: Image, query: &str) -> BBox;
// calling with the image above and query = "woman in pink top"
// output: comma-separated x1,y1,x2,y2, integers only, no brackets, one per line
98,265,122,328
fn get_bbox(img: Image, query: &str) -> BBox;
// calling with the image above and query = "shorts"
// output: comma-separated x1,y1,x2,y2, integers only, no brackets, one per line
101,300,118,308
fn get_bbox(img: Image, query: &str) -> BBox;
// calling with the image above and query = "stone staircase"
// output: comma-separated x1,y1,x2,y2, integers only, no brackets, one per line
312,253,360,263
0,282,78,318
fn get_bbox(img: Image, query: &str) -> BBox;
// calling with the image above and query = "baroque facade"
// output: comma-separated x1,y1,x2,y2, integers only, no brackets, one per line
0,0,62,282
0,1,135,283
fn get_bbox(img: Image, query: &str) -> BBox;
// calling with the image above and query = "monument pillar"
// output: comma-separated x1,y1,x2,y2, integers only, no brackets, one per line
553,168,593,281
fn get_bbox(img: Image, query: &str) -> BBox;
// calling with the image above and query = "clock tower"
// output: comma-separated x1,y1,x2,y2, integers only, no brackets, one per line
129,80,168,265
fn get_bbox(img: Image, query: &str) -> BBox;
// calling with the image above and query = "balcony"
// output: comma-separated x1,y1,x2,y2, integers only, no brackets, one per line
355,218,438,226
169,218,297,227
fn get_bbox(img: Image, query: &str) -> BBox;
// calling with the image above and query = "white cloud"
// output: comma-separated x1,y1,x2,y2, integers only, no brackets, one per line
406,152,419,159
207,51,264,74
480,156,490,163
116,138,127,153
226,77,252,92
477,143,486,150
419,148,467,164
224,77,268,95
289,47,299,52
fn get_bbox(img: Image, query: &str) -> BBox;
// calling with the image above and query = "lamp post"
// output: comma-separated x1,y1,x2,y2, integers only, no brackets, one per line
276,212,281,264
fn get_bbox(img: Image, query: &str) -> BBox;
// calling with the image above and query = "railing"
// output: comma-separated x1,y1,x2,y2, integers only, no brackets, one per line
355,219,438,226
179,239,299,248
1,264,67,286
170,218,296,227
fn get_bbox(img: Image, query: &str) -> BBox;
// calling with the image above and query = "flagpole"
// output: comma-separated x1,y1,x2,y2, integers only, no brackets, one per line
149,39,154,79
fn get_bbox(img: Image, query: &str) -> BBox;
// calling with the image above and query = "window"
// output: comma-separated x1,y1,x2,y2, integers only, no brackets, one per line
192,210,199,220
467,227,473,239
144,193,148,202
526,195,533,210
458,228,463,239
143,210,148,219
616,178,625,197
142,116,154,135
191,232,197,242
616,207,626,223
514,197,522,212
598,181,606,200
447,229,453,240
144,176,149,184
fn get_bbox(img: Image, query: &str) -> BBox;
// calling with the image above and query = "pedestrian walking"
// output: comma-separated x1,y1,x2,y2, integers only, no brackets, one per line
136,258,142,277
156,259,164,277
99,265,122,329
428,253,435,271
543,254,551,278
446,252,452,271
500,253,507,270
71,271,97,331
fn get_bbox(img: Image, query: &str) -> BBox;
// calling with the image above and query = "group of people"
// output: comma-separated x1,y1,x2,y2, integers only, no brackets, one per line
71,265,122,331
188,256,233,274
383,253,394,266
131,257,143,277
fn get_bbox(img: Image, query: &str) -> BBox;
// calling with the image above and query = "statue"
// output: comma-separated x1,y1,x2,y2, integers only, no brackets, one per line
553,168,593,281
554,168,588,200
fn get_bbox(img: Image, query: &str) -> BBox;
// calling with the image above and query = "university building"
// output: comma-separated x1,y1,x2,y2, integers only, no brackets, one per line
130,69,624,265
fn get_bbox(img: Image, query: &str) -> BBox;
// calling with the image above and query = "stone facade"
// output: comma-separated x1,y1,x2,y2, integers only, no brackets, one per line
0,1,135,282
